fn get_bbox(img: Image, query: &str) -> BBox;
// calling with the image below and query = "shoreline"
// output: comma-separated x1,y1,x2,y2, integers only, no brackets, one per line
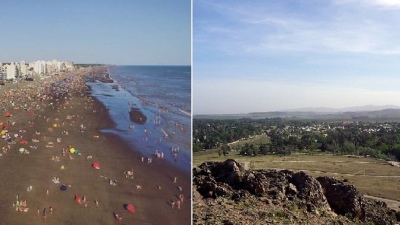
0,69,191,224
88,66,191,174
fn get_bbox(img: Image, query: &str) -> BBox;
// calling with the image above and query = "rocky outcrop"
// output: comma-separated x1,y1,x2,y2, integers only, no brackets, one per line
193,159,400,225
291,171,330,211
317,176,365,219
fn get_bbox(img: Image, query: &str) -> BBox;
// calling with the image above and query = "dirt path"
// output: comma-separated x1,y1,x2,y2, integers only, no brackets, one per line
364,195,400,211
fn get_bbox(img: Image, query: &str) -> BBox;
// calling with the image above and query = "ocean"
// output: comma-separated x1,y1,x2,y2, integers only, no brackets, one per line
86,65,191,173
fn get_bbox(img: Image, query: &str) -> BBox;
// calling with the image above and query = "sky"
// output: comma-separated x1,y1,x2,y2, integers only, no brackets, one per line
193,0,400,114
0,0,190,65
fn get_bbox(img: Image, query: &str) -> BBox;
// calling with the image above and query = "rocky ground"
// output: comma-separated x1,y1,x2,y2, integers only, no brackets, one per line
193,159,400,225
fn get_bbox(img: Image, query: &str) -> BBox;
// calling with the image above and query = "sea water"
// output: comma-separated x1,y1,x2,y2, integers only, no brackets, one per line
87,66,191,173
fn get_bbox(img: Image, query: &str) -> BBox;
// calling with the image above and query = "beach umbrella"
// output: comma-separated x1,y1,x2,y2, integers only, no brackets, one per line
126,204,135,213
19,148,25,153
20,139,28,145
4,112,11,117
60,184,67,191
69,148,75,154
74,195,82,203
28,111,34,116
92,162,100,169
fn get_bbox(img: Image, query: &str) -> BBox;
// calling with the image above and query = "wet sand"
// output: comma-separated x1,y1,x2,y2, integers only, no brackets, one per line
0,69,190,225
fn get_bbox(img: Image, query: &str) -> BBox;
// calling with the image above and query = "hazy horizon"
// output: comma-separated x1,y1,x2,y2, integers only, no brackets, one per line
194,104,400,115
194,0,400,115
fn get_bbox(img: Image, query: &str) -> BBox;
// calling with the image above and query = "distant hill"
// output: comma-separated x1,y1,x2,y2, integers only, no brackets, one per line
288,105,400,113
194,105,400,121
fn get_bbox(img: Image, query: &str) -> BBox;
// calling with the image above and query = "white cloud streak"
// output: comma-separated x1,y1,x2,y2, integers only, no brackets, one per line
195,0,400,56
336,0,400,9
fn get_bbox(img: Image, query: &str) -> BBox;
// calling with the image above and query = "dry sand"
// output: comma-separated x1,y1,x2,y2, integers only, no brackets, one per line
0,70,190,225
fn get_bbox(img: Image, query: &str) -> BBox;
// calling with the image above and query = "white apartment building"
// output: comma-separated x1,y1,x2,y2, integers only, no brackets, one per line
0,62,5,80
28,60,74,75
18,61,28,77
2,60,73,78
31,60,47,74
5,62,17,80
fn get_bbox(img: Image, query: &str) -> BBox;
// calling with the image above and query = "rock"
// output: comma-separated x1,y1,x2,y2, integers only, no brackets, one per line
291,172,330,210
196,159,244,187
286,183,298,196
193,159,399,225
317,176,364,219
241,169,293,199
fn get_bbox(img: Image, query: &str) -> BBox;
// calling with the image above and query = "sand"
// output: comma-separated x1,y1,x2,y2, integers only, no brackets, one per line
0,69,190,225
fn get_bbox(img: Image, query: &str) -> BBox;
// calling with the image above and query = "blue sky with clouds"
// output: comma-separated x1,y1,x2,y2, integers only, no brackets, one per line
194,0,400,114
0,0,190,65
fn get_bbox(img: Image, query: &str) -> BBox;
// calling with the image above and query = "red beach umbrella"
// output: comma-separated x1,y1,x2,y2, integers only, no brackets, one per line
28,111,34,116
92,162,100,169
0,122,8,129
20,139,28,145
4,112,11,117
74,195,82,203
126,204,135,213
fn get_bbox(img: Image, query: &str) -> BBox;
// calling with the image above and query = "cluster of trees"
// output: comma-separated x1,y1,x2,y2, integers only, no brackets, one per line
193,119,263,152
194,118,400,161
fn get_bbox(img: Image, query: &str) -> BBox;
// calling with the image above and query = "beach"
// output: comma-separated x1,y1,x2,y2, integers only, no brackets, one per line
0,68,190,225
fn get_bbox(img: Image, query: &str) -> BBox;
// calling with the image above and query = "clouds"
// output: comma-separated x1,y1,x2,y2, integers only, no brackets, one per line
194,0,400,114
336,0,400,9
195,0,400,56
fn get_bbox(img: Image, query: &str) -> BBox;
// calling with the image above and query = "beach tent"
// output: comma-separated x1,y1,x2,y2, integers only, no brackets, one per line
92,162,100,169
126,204,135,213
60,184,67,191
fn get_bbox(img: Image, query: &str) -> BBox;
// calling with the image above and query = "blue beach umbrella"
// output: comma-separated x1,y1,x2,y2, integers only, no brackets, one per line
60,184,67,191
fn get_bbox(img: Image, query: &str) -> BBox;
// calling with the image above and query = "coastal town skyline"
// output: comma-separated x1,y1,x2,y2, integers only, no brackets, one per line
194,0,400,115
0,60,74,80
0,0,190,65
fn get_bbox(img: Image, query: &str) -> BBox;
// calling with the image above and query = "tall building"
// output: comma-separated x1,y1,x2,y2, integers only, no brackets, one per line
17,61,28,77
32,60,46,74
6,62,17,80
0,63,5,81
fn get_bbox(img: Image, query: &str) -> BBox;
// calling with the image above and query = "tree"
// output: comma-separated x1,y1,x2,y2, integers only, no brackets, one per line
259,144,269,155
221,144,231,156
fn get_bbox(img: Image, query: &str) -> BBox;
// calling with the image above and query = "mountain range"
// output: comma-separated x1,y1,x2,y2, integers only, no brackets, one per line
195,105,400,121
286,105,400,113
